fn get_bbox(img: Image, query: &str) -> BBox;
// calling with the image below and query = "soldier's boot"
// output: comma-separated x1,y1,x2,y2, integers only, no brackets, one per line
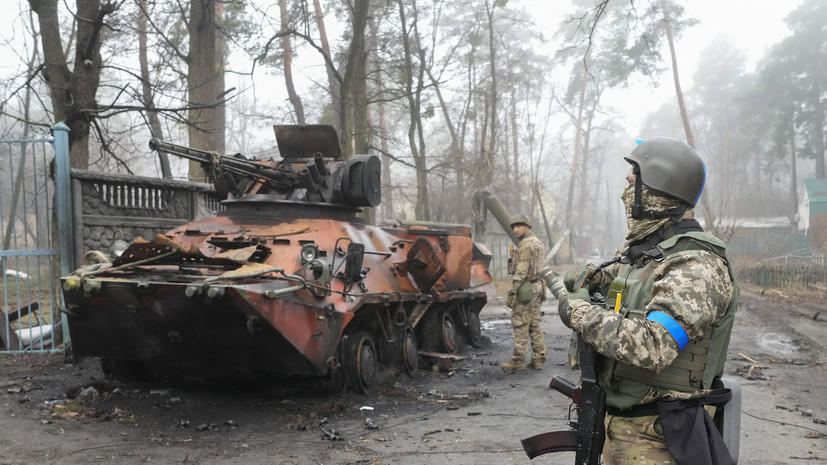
501,358,526,373
529,358,545,370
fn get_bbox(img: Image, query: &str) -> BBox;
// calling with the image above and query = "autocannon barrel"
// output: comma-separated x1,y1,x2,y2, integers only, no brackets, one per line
149,138,216,164
149,138,292,186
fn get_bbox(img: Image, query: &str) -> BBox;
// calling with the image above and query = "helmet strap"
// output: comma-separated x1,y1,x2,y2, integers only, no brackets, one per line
631,176,649,219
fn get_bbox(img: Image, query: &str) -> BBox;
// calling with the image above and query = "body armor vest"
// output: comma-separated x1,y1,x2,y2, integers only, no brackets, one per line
601,231,739,409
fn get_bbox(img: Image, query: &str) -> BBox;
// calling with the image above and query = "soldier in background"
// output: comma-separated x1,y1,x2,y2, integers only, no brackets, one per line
502,214,547,372
558,137,738,464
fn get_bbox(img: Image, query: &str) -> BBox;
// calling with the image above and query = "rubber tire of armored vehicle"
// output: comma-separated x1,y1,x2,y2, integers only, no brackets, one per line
342,331,378,394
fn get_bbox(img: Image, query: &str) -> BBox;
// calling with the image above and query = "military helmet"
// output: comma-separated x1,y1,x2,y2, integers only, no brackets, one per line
624,137,706,206
510,214,532,228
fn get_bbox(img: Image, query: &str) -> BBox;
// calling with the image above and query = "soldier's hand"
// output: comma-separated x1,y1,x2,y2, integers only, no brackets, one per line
506,291,515,309
557,288,589,328
563,265,596,292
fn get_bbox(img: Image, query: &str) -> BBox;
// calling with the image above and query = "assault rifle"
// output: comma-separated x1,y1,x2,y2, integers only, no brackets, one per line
521,333,606,463
521,273,606,464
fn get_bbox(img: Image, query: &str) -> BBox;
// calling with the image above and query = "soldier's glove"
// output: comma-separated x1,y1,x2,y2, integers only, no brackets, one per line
506,291,515,309
563,265,596,292
557,288,590,328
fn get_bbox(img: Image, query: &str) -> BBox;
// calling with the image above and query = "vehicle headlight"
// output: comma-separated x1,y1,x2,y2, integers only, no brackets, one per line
111,239,129,257
301,244,319,262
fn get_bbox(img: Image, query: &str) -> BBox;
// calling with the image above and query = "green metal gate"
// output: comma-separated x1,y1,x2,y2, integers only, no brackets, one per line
1,123,71,353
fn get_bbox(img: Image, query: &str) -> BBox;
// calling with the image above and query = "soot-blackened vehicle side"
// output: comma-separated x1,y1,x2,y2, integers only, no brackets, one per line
61,125,493,392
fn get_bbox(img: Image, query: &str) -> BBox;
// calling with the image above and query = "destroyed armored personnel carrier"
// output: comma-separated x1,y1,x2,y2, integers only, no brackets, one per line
60,125,493,392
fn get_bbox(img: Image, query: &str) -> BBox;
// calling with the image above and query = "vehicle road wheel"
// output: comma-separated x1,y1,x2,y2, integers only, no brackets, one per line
401,326,418,376
438,308,458,354
464,309,483,348
344,331,378,394
420,307,458,354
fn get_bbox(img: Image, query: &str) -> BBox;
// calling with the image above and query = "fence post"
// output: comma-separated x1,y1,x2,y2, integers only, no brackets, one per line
52,122,73,348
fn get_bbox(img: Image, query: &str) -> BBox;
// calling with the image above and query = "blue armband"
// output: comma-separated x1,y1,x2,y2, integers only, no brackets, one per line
646,311,689,350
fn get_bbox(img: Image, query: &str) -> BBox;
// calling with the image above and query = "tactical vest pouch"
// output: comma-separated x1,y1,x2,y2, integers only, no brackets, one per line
606,274,650,315
517,281,534,303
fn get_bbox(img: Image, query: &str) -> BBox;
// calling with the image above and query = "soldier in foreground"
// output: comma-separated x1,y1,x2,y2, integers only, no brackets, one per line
502,215,547,372
557,137,738,464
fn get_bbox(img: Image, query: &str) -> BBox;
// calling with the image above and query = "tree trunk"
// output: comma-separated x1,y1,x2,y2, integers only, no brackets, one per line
510,83,519,210
313,0,340,131
790,117,799,227
661,0,715,228
340,0,370,158
351,2,369,156
187,0,220,181
815,83,825,178
138,0,171,178
214,1,226,156
428,66,465,223
662,4,694,148
565,70,587,231
376,88,394,221
483,0,498,188
396,0,429,221
29,0,115,169
478,96,490,188
370,17,394,222
3,12,39,256
280,0,305,124
577,106,596,233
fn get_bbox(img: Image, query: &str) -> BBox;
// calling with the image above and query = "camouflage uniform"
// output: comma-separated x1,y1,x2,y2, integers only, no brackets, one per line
508,230,547,364
567,185,737,464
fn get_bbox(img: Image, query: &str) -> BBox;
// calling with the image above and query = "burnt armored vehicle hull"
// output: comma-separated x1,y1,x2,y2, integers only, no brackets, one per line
61,125,493,391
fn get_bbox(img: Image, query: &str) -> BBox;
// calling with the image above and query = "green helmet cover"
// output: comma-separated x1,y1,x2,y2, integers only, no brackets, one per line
625,137,706,206
510,214,532,228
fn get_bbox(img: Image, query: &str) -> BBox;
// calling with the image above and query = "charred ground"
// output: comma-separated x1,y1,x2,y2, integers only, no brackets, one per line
1,282,825,465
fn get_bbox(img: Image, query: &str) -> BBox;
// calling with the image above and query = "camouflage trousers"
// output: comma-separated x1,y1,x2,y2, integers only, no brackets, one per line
602,414,674,465
510,286,546,361
602,405,718,464
603,405,716,465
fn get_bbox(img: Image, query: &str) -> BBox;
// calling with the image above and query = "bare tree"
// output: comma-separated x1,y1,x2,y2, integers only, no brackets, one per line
28,0,118,169
279,0,305,124
312,0,340,131
368,14,394,222
137,0,171,178
187,0,224,181
396,0,430,220
340,0,370,157
480,0,499,188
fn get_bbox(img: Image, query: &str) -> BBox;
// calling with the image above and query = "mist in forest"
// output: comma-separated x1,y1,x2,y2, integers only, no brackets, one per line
0,0,823,261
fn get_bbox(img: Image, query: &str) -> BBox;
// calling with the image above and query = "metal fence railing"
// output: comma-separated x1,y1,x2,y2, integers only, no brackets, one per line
736,254,827,291
0,131,64,353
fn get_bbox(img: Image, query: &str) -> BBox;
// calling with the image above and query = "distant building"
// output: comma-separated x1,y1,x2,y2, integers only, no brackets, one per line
699,216,797,256
799,178,827,253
